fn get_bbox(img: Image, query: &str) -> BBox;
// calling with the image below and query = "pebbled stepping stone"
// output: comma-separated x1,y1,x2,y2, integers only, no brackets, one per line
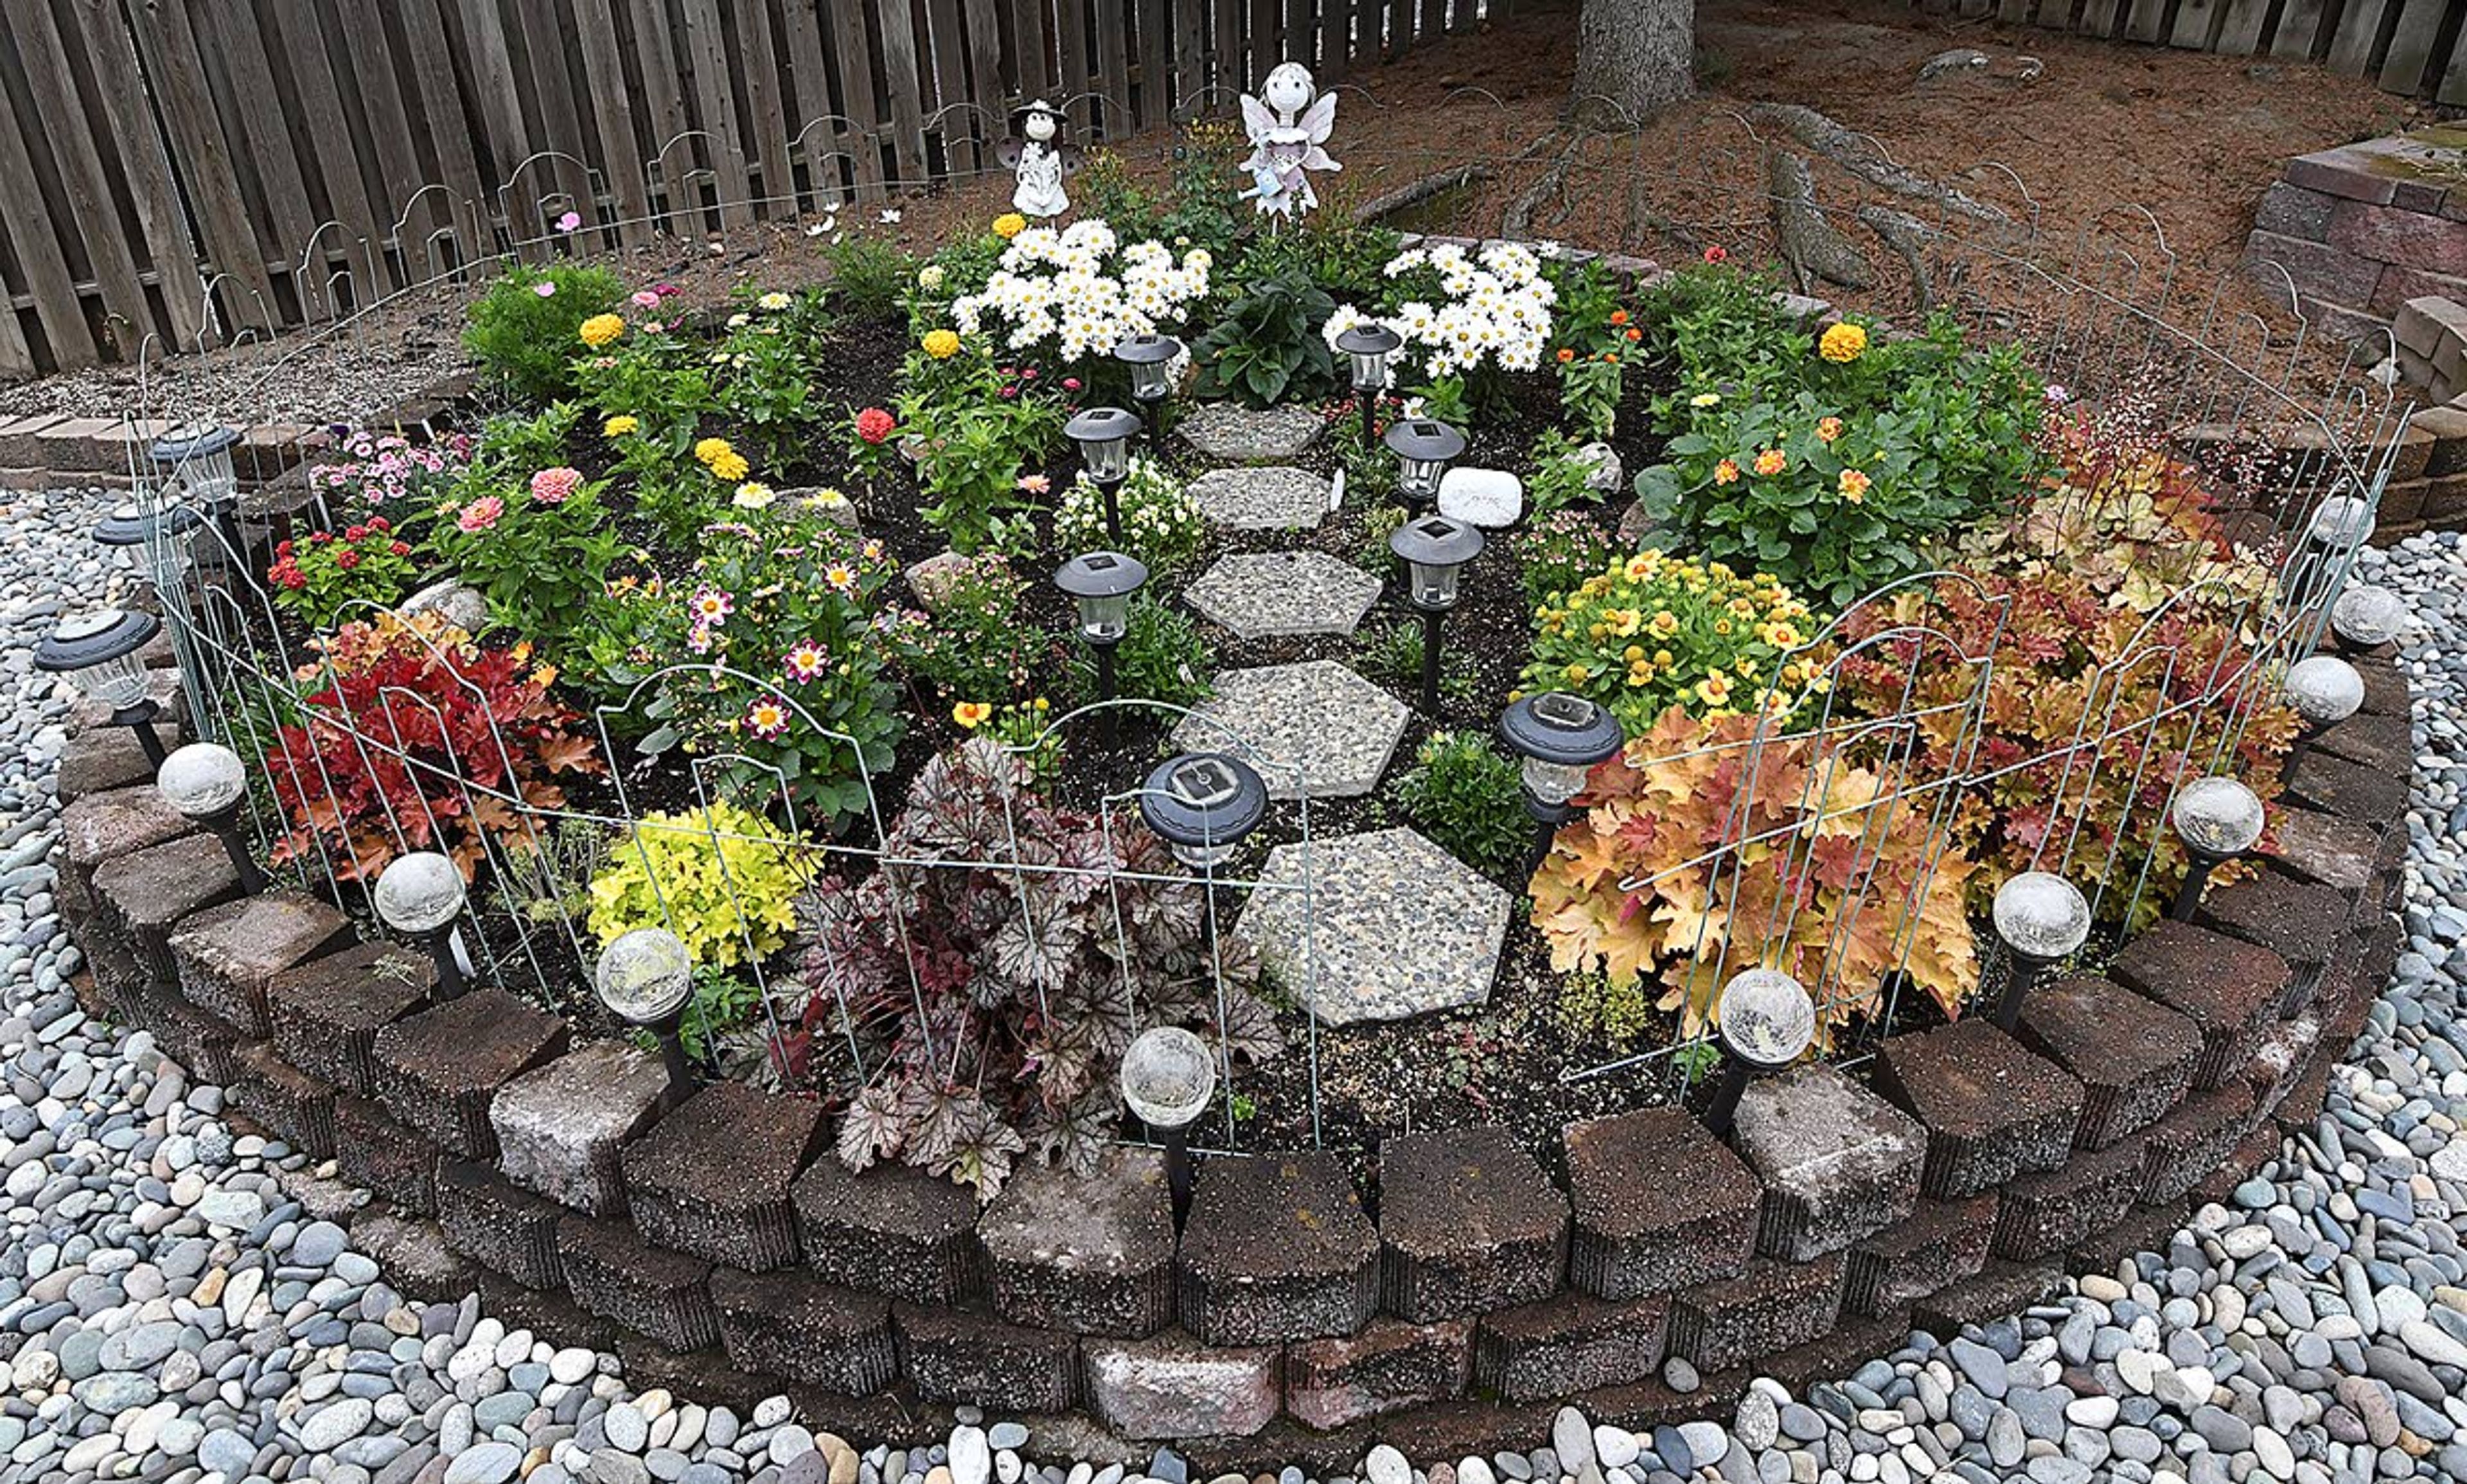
1178,402,1323,463
1184,551,1383,639
1232,827,1513,1026
1170,660,1407,799
1188,466,1332,530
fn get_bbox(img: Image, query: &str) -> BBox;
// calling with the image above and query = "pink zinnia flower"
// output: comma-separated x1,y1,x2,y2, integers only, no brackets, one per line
457,497,504,533
531,281,556,298
556,210,582,233
1016,473,1050,495
529,466,583,504
632,290,662,310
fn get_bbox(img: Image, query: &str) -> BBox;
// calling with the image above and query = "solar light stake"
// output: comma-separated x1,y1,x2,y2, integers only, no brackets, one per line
1990,871,2091,1032
2168,777,2265,923
1056,552,1150,743
595,927,698,1106
1499,693,1625,875
2283,654,2364,773
1066,407,1142,545
156,743,266,895
1120,1025,1217,1228
373,851,471,1000
1701,967,1817,1138
1384,418,1467,510
1334,321,1402,453
1388,515,1484,716
1113,334,1181,451
35,609,166,767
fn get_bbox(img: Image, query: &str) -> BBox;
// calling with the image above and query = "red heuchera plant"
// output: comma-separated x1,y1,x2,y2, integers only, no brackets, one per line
797,739,1281,1199
263,614,605,880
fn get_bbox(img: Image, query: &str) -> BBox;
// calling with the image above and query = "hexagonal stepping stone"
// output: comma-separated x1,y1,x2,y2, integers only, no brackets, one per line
1187,465,1332,529
1232,827,1511,1026
1184,551,1382,639
1171,660,1406,799
1178,402,1323,463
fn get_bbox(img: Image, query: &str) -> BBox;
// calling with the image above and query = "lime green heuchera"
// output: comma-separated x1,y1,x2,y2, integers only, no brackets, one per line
586,801,810,968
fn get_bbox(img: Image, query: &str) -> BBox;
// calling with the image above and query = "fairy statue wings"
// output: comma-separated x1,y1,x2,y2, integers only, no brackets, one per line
1238,87,1340,219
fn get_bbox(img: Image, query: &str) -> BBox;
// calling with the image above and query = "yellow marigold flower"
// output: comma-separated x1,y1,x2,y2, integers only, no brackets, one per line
1819,321,1869,364
1753,448,1786,477
1815,416,1844,443
709,451,750,482
603,414,639,437
694,437,735,468
1708,562,1734,581
1713,459,1740,486
921,328,962,359
1713,619,1733,636
992,213,1027,239
1622,644,1644,662
1838,468,1872,503
578,313,624,348
953,701,993,729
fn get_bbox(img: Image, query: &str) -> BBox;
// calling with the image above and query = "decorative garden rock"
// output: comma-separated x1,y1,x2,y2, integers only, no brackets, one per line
1170,660,1405,798
905,550,974,612
397,578,488,632
1183,551,1381,639
780,486,860,530
1436,466,1524,528
1177,402,1323,463
1239,63,1340,219
1576,439,1623,493
1232,827,1510,1026
1187,465,1331,529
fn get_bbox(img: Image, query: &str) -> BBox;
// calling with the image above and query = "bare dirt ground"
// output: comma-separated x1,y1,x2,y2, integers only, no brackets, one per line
0,0,2419,428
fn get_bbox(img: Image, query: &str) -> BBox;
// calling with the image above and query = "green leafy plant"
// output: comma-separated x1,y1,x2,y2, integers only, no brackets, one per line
895,353,1065,552
1354,502,1409,574
712,287,836,466
1392,730,1529,877
463,263,626,403
1523,551,1821,732
901,552,1050,705
424,461,626,662
820,235,917,321
587,801,812,967
1554,969,1659,1047
1193,268,1338,408
266,518,419,630
1525,430,1614,522
1545,261,1641,438
680,964,765,1062
1053,458,1208,576
1074,597,1212,708
1354,619,1480,705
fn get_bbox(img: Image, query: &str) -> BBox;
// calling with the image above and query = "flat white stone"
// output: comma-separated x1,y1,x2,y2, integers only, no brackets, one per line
1436,466,1523,528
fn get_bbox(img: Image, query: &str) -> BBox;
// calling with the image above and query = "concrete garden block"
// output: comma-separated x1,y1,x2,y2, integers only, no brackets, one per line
2314,710,2414,774
621,1081,824,1272
1080,1329,1282,1439
225,1041,336,1159
977,1146,1176,1337
490,1041,670,1216
268,943,436,1096
56,723,183,804
793,1155,982,1303
2014,975,2202,1149
372,989,569,1161
1471,1291,1668,1402
55,785,188,924
2286,749,2409,832
1562,1108,1760,1299
1871,1021,2082,1198
2109,922,2288,1090
1729,1063,1927,1260
707,1268,897,1394
2352,656,2409,715
1990,1138,2147,1260
1377,1125,1568,1321
2264,804,2395,898
169,891,352,1038
136,984,242,1088
1909,1261,2066,1338
2193,872,2349,1016
2138,1082,2259,1206
1842,1196,1997,1320
334,1093,442,1215
436,1160,567,1290
555,1214,720,1352
894,1303,1079,1413
1665,1254,1844,1374
93,833,240,985
1284,1317,1472,1429
351,1208,478,1298
1180,1151,1379,1345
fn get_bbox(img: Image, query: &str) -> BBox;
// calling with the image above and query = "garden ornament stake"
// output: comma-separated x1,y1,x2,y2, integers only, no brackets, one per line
1238,62,1340,220
595,927,698,1107
1002,100,1075,219
1065,406,1142,544
1389,514,1484,715
2168,777,2266,923
1702,967,1817,1138
1385,418,1467,509
374,851,472,1000
2283,654,2364,772
1056,551,1150,741
1989,871,2091,1031
1499,692,1625,876
1138,751,1269,870
1334,321,1403,452
2329,584,2406,653
1113,333,1183,448
157,743,266,895
1120,1024,1217,1228
37,608,166,767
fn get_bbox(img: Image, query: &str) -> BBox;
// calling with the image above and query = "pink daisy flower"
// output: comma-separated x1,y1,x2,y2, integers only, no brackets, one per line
742,697,791,740
689,585,736,625
782,640,829,684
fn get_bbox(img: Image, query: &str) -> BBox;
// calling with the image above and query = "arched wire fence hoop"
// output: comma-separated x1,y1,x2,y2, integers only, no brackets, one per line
96,87,2411,1150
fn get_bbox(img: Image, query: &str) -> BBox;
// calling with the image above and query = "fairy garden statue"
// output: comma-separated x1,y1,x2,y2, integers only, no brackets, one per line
1239,63,1341,220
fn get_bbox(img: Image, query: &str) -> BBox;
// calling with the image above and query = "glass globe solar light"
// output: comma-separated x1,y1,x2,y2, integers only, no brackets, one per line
148,424,247,581
1055,551,1150,731
1334,321,1404,448
2330,584,2407,652
2168,776,2265,923
1138,752,1268,870
1065,405,1143,543
1384,418,1467,509
93,500,201,585
1389,514,1485,714
157,743,266,895
1120,1023,1217,1226
36,608,166,766
2288,493,2376,612
373,850,472,998
1499,692,1625,871
1988,870,2090,1030
1113,333,1183,428
1702,967,1817,1137
2283,653,2364,772
2307,494,2376,551
595,926,698,1102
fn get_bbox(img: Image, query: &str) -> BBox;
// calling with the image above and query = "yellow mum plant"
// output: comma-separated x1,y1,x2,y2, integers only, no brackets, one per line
1818,321,1868,364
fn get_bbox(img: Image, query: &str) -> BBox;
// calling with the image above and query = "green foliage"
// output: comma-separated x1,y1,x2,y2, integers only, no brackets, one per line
1392,731,1529,877
267,518,418,630
1525,430,1612,522
1193,269,1337,408
1514,509,1622,610
680,964,765,1062
1636,258,1808,393
586,802,811,968
425,434,626,662
1353,619,1480,705
1554,969,1659,1047
463,263,626,403
897,351,1065,553
1544,260,1640,439
1075,597,1212,708
1237,215,1404,301
820,235,917,321
1353,502,1409,574
1052,458,1208,576
903,552,1047,705
712,288,836,466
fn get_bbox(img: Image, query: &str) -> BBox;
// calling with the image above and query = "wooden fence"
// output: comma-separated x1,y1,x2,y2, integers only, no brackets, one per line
0,0,1497,382
1939,0,2467,105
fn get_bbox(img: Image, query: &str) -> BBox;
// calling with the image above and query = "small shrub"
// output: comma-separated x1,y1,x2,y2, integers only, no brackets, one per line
1522,551,1822,733
1052,458,1207,576
1193,268,1337,408
820,236,916,320
463,263,626,403
1392,731,1528,877
267,518,418,630
425,458,626,662
1524,430,1614,522
587,801,811,968
1075,597,1212,708
903,552,1048,705
1555,969,1658,1047
1515,508,1623,610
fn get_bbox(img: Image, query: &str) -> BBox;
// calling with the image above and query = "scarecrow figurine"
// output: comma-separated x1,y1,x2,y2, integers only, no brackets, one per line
1002,100,1074,218
1239,63,1340,220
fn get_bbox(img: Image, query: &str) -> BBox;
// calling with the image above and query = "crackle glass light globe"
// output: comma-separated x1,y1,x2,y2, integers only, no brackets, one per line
157,743,247,820
2285,655,2365,730
1716,967,1817,1071
2308,495,2375,549
595,927,694,1025
1119,1025,1216,1130
2171,777,2265,861
2330,585,2407,649
373,851,466,935
1992,871,2092,963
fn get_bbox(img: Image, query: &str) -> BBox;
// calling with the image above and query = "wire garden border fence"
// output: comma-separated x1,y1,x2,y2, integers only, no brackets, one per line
87,82,2412,1168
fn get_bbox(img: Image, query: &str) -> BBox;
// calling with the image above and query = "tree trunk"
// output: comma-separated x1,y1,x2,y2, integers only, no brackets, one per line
1567,0,1695,128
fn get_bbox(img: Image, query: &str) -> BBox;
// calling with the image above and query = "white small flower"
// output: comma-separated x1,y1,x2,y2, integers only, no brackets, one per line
880,208,902,224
